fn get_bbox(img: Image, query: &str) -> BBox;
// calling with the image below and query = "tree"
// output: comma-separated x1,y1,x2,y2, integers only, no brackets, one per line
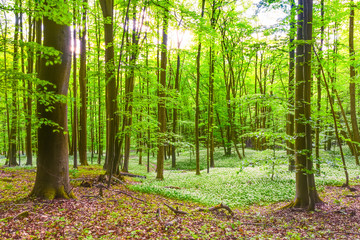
79,0,88,166
31,2,74,199
7,0,20,166
286,0,295,171
156,2,169,180
99,0,119,175
349,0,360,166
287,0,321,210
195,0,205,176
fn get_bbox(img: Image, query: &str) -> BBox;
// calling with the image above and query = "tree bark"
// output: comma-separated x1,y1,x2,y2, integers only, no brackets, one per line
79,0,88,166
31,14,73,199
349,0,360,165
7,2,20,166
72,9,78,169
100,0,118,175
25,6,34,166
289,0,321,210
156,4,169,180
287,0,295,171
195,0,205,176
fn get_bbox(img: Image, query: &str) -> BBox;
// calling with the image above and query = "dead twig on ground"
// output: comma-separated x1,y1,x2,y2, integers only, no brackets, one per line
114,190,147,203
164,203,188,215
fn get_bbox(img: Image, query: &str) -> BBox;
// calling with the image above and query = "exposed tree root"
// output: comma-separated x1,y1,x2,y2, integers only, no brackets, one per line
30,185,75,200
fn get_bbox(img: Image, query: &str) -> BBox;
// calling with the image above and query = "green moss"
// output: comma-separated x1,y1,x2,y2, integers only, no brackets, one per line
43,187,56,200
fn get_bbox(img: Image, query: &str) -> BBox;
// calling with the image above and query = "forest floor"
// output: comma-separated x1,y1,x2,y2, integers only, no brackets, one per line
0,166,360,239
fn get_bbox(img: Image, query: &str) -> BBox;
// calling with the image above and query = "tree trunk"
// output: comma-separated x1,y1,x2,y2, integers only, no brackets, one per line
100,0,118,175
288,0,320,210
31,14,74,199
195,0,205,176
122,4,139,172
72,11,78,169
25,9,34,166
79,0,88,166
171,52,180,168
287,0,295,171
156,5,169,180
349,0,360,165
95,3,103,165
315,0,324,174
8,3,20,167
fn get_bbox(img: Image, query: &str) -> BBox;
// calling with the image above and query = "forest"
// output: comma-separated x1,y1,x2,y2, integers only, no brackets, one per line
1,0,360,238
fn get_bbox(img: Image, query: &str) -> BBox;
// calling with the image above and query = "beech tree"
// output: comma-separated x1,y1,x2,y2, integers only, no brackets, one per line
156,1,169,180
287,0,321,210
31,1,74,199
99,0,119,175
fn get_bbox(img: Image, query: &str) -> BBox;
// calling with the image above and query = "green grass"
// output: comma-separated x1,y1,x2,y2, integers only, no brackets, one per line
1,146,359,207
128,148,360,207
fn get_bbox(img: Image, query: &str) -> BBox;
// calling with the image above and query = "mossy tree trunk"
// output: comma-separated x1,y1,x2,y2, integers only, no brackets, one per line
31,14,73,200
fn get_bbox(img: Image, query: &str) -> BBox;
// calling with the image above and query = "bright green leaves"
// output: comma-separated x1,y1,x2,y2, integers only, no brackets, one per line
37,0,73,25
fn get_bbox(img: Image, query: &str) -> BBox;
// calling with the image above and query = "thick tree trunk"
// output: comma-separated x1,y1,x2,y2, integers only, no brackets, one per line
79,0,88,166
31,15,73,199
289,0,321,210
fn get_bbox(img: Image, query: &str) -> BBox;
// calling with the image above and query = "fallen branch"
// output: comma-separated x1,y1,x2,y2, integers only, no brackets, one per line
118,172,146,179
209,203,233,215
156,208,163,223
164,186,181,190
345,195,360,198
164,203,188,215
193,203,233,216
115,190,146,203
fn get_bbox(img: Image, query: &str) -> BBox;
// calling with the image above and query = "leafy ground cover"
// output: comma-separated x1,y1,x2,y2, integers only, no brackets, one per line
0,149,360,239
130,149,360,207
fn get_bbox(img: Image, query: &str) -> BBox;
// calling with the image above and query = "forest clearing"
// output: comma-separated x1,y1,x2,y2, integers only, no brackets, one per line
2,0,360,238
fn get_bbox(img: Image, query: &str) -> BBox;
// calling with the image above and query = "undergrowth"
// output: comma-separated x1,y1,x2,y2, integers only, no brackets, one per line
1,147,359,207
128,148,360,207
